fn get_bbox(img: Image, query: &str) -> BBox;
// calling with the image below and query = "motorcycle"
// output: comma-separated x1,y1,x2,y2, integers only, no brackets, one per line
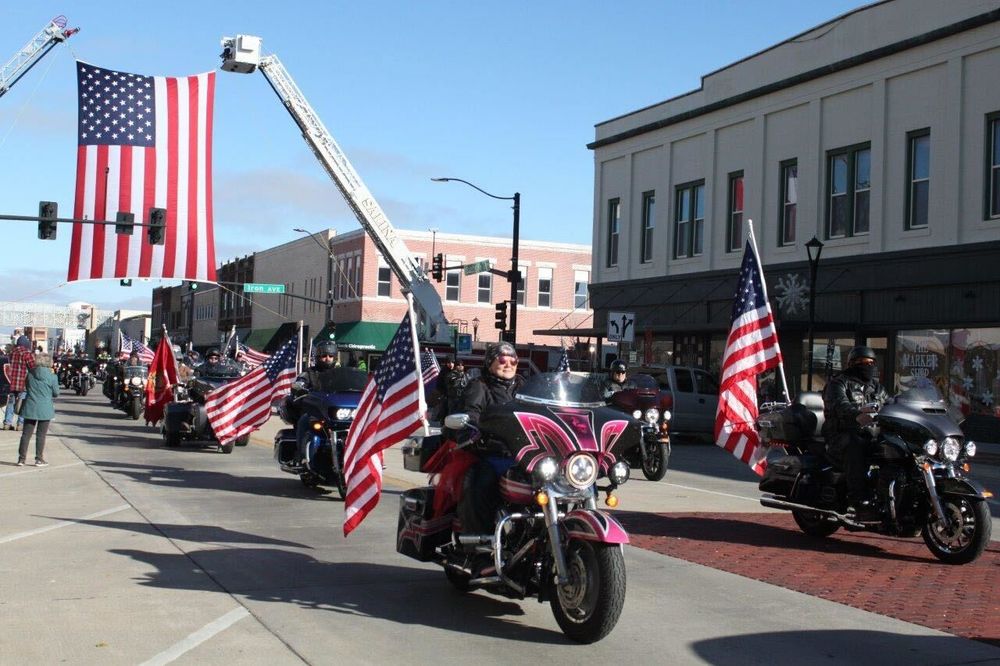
163,360,250,454
95,361,108,382
104,363,148,420
756,387,993,564
273,367,367,495
398,371,640,643
67,359,97,396
608,373,672,481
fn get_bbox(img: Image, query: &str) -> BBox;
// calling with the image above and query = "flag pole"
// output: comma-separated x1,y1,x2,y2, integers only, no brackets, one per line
746,219,791,403
296,320,304,375
405,293,430,433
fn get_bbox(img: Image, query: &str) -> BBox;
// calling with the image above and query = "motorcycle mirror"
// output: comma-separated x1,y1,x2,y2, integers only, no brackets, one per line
444,413,470,430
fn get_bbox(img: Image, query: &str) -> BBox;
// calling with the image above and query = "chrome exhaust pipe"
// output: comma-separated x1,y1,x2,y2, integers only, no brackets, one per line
760,494,862,526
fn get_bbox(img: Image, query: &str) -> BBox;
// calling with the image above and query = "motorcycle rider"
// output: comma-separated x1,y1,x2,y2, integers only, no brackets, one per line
458,341,523,536
821,345,889,520
601,360,629,401
287,340,340,463
196,348,237,378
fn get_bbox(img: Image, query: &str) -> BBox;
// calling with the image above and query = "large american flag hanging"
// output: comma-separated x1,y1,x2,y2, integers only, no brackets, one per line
343,311,427,536
204,337,298,445
714,240,783,476
68,62,217,282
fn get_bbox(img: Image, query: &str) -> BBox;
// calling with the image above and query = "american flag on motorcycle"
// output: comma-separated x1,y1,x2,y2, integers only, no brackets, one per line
118,330,155,364
237,342,269,368
420,348,440,384
343,310,427,536
715,240,783,475
204,336,298,444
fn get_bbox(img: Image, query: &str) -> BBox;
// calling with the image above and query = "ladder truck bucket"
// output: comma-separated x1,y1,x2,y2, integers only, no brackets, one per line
220,35,261,74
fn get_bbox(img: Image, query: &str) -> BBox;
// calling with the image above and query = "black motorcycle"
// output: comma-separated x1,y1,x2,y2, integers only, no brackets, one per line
756,387,993,564
104,363,147,420
607,373,672,481
273,368,367,496
398,371,641,643
67,358,97,396
163,361,250,454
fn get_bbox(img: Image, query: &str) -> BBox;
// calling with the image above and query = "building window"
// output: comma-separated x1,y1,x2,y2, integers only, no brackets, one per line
727,172,743,252
826,143,870,238
779,161,797,246
445,259,461,302
477,269,492,304
353,256,362,295
574,270,589,309
516,263,527,306
987,113,1000,219
377,262,391,297
906,129,930,230
537,267,552,308
606,198,620,267
640,191,655,263
674,181,705,258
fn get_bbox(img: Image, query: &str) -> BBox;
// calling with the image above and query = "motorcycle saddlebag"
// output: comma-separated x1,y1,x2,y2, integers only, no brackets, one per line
759,454,814,496
396,487,451,562
401,434,443,473
164,402,195,435
273,428,297,465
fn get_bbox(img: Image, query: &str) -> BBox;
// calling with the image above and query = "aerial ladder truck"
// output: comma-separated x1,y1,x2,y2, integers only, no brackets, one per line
0,16,78,99
219,35,452,343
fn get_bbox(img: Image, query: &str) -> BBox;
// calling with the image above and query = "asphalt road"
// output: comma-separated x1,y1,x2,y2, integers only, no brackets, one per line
1,392,998,665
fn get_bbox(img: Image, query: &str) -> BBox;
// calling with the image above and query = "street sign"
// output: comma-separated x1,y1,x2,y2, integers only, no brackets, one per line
456,333,472,354
607,311,636,343
463,260,491,276
243,283,286,294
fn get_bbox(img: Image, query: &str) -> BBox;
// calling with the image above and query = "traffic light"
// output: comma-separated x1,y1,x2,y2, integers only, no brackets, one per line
37,201,58,240
431,253,444,282
147,207,166,245
115,211,135,235
494,301,508,330
186,281,199,291
120,279,133,287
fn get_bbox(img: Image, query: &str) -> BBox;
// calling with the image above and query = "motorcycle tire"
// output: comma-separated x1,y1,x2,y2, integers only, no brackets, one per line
164,430,182,448
921,496,992,565
80,384,89,397
334,473,347,501
219,441,235,454
549,539,626,644
235,434,250,447
75,387,83,396
128,400,142,420
792,509,840,537
641,440,670,482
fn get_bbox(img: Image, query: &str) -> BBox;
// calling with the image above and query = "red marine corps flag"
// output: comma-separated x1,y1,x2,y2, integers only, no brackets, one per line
145,333,178,426
68,62,217,282
715,228,786,476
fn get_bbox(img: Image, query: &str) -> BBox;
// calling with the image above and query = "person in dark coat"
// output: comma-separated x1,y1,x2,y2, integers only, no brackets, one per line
17,352,59,467
4,335,35,431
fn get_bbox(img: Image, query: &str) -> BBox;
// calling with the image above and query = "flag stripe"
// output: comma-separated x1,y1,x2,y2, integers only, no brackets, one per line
91,145,109,279
204,72,216,278
68,145,87,280
185,75,199,279
114,145,132,277
139,146,156,276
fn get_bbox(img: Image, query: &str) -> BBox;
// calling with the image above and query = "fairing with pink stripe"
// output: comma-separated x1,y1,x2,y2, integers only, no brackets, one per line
508,407,632,473
561,509,630,544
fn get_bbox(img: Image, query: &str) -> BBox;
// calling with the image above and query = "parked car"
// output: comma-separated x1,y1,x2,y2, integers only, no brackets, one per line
635,365,719,441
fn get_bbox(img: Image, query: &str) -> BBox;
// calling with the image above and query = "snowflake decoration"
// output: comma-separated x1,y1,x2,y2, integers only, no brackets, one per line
774,273,809,316
971,356,984,372
982,390,994,406
962,376,974,391
952,361,964,375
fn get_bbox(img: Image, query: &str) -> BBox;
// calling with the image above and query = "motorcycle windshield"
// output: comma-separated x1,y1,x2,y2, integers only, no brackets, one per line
124,366,148,379
624,374,659,391
516,372,608,407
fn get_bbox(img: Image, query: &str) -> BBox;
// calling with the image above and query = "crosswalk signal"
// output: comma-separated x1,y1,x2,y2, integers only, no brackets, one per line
37,201,58,240
147,207,166,245
431,253,444,282
494,301,508,330
115,211,135,235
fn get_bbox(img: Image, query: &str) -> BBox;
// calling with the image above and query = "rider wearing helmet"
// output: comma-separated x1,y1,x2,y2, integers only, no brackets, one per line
601,360,629,401
196,348,237,378
289,340,341,462
821,345,889,520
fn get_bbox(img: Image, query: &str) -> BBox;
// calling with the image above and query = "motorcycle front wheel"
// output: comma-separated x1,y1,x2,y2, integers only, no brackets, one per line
641,439,670,481
922,496,992,565
80,384,89,397
128,399,142,420
550,539,626,644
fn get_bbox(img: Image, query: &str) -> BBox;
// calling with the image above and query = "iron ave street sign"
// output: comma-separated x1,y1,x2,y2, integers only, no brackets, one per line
243,283,286,294
607,311,636,343
463,260,491,276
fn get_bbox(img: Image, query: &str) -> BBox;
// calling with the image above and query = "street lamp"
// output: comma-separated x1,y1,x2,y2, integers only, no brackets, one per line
472,316,480,342
432,177,520,345
805,235,824,391
293,227,335,326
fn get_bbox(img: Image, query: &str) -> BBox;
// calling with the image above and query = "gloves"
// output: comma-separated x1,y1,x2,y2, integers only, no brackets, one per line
856,413,875,427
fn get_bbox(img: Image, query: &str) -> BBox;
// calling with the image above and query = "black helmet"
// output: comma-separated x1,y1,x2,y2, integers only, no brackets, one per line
610,360,627,374
315,340,338,358
205,348,221,360
847,346,877,366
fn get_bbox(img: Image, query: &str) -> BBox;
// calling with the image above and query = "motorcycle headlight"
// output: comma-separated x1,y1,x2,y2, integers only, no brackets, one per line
130,377,142,387
964,440,976,458
923,439,938,457
644,408,660,424
335,408,356,420
662,410,671,422
631,410,642,420
941,437,961,462
534,456,559,482
81,367,89,374
565,452,598,489
609,461,630,485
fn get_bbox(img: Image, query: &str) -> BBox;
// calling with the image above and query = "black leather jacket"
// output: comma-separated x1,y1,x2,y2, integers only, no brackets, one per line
821,369,889,438
461,373,521,425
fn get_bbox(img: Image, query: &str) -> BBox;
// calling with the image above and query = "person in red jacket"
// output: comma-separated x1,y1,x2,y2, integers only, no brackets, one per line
4,336,35,431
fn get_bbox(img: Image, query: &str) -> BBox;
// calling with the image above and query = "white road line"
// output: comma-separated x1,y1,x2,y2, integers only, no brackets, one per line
0,504,130,544
0,461,86,478
140,607,250,666
662,481,761,503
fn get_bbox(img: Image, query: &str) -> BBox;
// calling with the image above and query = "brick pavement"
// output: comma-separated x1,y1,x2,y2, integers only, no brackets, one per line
618,511,1000,647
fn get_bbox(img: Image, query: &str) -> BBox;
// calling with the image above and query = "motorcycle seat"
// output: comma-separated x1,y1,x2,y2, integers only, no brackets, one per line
792,392,825,437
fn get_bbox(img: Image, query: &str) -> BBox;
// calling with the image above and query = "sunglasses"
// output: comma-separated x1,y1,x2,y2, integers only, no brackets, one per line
318,353,336,359
494,354,518,367
854,358,877,366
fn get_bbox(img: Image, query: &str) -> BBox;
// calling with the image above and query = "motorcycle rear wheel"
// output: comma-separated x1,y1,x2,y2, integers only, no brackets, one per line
219,441,234,454
792,509,840,537
235,435,250,447
922,496,992,565
163,430,182,448
550,539,626,644
641,440,670,481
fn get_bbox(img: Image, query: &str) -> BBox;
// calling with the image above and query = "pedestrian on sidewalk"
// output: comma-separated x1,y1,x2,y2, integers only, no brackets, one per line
4,335,35,431
17,352,59,467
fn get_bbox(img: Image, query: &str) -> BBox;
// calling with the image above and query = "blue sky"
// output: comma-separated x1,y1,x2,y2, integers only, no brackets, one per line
0,0,865,313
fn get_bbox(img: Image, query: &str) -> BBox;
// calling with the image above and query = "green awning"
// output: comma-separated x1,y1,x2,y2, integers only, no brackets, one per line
329,321,398,351
244,327,279,350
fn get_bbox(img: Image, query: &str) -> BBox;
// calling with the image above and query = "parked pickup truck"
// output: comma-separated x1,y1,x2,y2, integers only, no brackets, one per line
637,366,720,441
